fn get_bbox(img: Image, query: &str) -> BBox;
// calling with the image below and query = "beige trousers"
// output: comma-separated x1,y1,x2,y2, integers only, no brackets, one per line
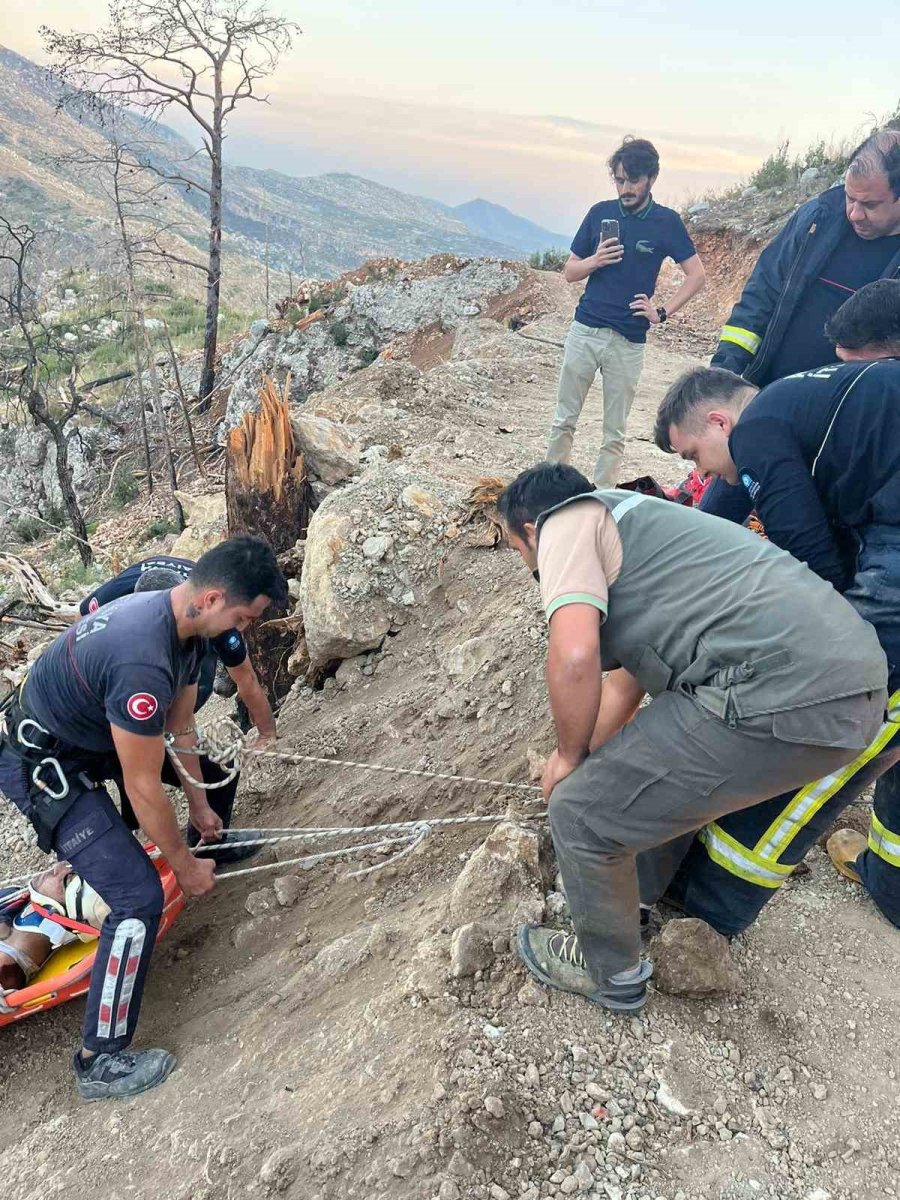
547,320,645,487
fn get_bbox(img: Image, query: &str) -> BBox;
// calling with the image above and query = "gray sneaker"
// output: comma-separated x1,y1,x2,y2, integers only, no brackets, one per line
517,924,652,1012
74,1048,176,1101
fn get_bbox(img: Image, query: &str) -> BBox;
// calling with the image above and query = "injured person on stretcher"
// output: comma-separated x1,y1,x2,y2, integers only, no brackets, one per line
0,864,107,1006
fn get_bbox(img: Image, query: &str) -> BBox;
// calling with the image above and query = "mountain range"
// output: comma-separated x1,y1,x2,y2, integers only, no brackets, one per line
0,44,566,300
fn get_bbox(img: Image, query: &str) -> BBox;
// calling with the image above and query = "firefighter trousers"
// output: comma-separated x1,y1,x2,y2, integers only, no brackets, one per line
665,527,900,933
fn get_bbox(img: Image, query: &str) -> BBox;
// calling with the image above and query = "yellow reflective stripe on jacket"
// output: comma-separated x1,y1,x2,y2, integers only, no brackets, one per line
868,811,900,869
720,325,762,355
698,823,794,889
754,689,900,861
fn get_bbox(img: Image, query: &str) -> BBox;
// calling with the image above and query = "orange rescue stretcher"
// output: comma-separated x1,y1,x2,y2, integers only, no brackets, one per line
0,849,184,1029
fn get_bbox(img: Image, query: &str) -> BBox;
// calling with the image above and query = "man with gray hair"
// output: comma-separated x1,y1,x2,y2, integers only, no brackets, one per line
702,127,900,521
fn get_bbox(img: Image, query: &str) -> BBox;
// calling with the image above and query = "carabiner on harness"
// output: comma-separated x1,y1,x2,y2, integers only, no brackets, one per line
31,757,69,801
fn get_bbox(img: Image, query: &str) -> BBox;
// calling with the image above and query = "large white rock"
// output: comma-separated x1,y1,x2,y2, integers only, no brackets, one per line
298,463,465,666
292,413,360,486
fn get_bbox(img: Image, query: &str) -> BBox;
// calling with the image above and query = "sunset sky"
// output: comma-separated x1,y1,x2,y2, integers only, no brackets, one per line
5,0,898,233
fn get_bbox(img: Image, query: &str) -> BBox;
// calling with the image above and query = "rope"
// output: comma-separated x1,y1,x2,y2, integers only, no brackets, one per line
166,717,543,796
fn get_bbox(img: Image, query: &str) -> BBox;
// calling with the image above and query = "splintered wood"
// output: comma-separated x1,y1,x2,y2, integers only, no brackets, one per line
227,374,306,504
225,373,315,708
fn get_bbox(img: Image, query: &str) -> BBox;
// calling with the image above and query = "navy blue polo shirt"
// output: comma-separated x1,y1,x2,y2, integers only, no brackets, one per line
78,555,248,708
24,592,207,753
571,198,696,343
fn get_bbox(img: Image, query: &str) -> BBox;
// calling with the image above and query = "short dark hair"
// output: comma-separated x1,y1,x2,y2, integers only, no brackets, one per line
190,535,288,608
847,129,900,199
608,136,660,181
654,367,753,452
497,463,594,538
134,566,184,593
825,279,900,351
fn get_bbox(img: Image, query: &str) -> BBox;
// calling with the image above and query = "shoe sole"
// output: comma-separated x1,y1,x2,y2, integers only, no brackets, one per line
77,1056,176,1103
829,855,863,884
516,924,652,1013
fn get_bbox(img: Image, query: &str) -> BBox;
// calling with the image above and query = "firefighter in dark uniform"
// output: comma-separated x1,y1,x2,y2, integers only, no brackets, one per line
0,537,287,1100
78,554,276,859
655,282,900,933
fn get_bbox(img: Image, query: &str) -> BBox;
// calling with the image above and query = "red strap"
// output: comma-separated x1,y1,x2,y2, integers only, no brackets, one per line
30,901,98,939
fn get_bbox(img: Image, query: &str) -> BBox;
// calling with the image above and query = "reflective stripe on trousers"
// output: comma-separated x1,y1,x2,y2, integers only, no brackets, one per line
695,690,900,889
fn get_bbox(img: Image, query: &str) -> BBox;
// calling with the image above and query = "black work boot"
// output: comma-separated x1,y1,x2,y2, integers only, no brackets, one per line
74,1048,176,1101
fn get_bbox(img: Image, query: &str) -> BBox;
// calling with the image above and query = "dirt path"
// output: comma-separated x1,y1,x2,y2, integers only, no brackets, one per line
1,277,898,1200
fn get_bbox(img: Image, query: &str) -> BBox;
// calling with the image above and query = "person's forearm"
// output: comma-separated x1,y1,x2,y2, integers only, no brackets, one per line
547,644,603,762
122,780,190,868
564,257,597,284
237,674,276,737
589,669,646,751
663,268,706,318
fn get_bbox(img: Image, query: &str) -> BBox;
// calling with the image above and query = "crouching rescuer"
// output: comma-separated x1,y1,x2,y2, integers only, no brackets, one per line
497,463,887,1011
0,536,287,1100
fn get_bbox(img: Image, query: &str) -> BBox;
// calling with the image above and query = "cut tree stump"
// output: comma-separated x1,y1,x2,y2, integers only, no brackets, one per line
225,374,314,711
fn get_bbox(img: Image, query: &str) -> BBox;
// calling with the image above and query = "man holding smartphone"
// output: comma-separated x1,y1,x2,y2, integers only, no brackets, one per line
548,136,706,486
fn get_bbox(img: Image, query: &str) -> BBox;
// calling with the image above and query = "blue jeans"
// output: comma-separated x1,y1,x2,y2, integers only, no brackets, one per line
0,745,162,1054
666,525,900,932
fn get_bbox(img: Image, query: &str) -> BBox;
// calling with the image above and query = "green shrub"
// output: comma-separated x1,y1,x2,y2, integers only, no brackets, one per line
12,514,46,543
750,141,793,190
329,320,348,346
528,249,568,271
358,346,378,366
109,467,140,510
143,517,176,541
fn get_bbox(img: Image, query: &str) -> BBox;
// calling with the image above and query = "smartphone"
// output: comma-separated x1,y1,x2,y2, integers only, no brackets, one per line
599,218,620,247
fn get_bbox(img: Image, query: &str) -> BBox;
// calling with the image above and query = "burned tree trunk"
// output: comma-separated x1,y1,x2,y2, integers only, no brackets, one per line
225,374,313,710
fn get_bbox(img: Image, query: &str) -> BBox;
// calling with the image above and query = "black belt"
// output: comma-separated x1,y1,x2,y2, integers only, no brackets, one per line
0,693,111,851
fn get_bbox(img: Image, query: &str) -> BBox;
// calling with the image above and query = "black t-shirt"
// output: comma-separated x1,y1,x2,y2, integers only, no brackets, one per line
571,199,696,343
79,555,247,708
765,229,900,380
729,358,900,590
24,592,207,753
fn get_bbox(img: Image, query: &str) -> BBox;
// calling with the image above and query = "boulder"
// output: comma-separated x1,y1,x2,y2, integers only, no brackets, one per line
448,821,548,932
291,413,360,485
651,918,743,997
170,491,227,559
299,509,392,664
298,463,465,665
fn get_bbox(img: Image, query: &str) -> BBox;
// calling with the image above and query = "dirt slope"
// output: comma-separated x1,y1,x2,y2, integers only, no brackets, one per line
1,270,898,1200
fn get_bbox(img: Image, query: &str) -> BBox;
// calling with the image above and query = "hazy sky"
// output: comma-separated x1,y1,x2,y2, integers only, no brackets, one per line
5,0,898,232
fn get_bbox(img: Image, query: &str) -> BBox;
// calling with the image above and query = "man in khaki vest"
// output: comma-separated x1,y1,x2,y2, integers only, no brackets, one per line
497,462,887,1012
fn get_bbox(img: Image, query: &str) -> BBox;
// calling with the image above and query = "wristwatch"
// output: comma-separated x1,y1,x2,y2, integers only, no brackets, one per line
656,306,667,323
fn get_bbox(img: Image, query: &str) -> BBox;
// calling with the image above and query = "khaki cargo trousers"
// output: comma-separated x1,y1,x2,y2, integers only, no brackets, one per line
547,320,646,487
549,688,886,983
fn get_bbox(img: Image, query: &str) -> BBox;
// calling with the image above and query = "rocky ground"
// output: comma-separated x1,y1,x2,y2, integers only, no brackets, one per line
1,257,899,1200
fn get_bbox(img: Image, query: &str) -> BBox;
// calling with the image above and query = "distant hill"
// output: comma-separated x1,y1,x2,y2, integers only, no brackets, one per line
0,45,565,287
450,198,570,256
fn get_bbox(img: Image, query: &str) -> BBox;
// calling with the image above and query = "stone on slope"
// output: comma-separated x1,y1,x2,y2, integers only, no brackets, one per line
448,821,548,932
298,462,464,665
450,921,495,977
291,413,360,485
651,917,743,997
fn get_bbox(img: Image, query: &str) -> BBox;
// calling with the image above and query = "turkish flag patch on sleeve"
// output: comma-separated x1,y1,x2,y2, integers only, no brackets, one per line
126,693,159,721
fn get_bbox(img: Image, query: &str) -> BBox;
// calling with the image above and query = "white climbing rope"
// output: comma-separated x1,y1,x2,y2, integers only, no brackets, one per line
0,720,545,893
165,716,543,796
